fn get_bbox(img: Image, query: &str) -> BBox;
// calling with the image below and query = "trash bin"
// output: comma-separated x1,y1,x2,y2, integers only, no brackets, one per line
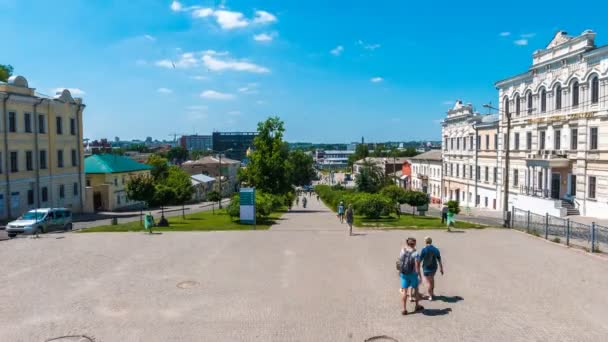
111,217,118,225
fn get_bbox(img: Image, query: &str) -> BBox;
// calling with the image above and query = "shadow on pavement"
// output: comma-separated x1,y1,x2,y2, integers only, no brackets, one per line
351,233,367,237
434,295,464,303
446,230,466,233
286,210,326,214
422,308,452,316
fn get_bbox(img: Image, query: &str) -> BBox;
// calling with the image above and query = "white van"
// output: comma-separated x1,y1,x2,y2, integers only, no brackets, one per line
5,208,73,237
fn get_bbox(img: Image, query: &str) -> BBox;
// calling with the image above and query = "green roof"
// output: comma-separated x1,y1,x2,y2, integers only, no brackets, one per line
85,154,153,174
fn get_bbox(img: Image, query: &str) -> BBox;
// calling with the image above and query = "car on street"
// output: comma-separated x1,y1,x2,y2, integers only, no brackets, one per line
5,208,73,237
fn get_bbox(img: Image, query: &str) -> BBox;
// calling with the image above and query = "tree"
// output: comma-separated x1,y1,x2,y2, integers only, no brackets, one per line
190,149,212,160
240,117,291,195
347,144,369,169
165,166,195,219
380,185,407,204
125,174,156,226
403,191,430,215
146,154,169,181
167,146,189,164
0,64,13,82
355,160,386,193
207,190,221,214
287,150,316,186
151,184,177,225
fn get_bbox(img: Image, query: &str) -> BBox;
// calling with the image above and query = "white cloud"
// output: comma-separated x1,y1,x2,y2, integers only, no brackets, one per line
521,33,536,38
157,87,173,94
213,10,249,29
357,40,381,50
143,34,156,41
254,33,273,42
238,83,259,94
514,39,528,46
53,88,85,96
202,54,269,73
170,1,182,12
370,77,384,83
499,32,511,37
253,10,277,24
330,45,344,56
200,90,235,100
155,52,199,69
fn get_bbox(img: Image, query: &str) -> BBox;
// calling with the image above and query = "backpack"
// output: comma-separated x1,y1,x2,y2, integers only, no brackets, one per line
397,249,416,275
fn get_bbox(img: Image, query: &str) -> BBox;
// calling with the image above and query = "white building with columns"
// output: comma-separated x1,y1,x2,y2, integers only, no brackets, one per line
496,30,608,218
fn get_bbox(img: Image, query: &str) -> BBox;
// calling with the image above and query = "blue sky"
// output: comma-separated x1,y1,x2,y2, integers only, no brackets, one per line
2,0,608,143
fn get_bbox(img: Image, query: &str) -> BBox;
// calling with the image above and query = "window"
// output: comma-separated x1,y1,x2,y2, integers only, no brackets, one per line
38,114,46,133
456,138,460,150
71,149,77,167
444,137,447,151
56,117,63,134
469,165,473,180
504,97,510,115
26,151,33,171
469,136,473,150
24,113,32,133
41,187,48,202
494,134,497,150
70,118,76,135
476,194,480,205
540,131,546,150
572,81,579,107
450,164,453,176
456,164,460,177
527,93,533,114
40,150,47,169
477,136,481,150
122,176,126,185
555,85,562,110
485,166,489,182
554,130,561,150
526,132,532,150
590,127,598,150
476,166,480,180
27,189,34,205
117,194,122,205
571,175,577,196
9,112,16,132
515,94,520,116
0,152,2,173
57,150,64,168
514,133,520,150
450,138,454,150
540,88,547,113
485,135,489,150
73,182,79,196
463,165,466,178
485,197,488,208
514,169,519,186
59,184,65,199
571,128,578,150
591,76,599,104
10,151,18,172
493,167,497,184
589,176,596,199
463,138,467,150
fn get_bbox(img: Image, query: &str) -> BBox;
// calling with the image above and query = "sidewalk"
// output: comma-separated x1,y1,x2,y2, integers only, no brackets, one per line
272,194,347,232
402,203,503,227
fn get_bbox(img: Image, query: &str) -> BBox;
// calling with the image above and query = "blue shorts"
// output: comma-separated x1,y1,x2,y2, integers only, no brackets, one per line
400,273,419,289
423,269,437,277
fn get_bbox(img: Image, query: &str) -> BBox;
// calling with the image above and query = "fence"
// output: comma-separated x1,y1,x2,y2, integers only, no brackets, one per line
512,207,607,253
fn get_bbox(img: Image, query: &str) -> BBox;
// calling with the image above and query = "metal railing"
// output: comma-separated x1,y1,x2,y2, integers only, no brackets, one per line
519,186,550,198
511,207,605,253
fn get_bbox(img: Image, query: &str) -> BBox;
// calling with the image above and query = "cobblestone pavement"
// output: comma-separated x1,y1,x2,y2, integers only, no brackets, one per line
1,198,607,341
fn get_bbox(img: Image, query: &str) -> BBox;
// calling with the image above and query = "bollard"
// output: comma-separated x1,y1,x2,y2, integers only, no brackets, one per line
111,217,118,226
591,222,596,253
544,213,549,240
566,218,570,247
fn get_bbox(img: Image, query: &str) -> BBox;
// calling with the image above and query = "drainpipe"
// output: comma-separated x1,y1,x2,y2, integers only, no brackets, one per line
33,98,44,209
2,94,10,218
75,102,85,212
473,123,479,207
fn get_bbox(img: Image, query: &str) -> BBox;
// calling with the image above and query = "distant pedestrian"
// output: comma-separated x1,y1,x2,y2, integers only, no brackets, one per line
296,197,300,206
346,204,354,235
419,236,444,301
337,201,345,223
316,194,320,202
398,237,424,315
441,205,448,224
302,197,307,208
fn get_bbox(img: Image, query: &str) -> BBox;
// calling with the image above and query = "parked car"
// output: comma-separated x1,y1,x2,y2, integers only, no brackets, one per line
5,208,73,237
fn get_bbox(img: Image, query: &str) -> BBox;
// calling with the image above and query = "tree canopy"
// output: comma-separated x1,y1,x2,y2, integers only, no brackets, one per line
0,64,13,82
146,154,169,181
355,160,387,193
287,150,316,186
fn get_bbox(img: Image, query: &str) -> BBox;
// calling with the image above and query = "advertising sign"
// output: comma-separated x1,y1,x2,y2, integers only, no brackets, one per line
239,188,256,225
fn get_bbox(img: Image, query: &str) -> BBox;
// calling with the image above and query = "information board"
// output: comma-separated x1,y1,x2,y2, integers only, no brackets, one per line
239,188,256,225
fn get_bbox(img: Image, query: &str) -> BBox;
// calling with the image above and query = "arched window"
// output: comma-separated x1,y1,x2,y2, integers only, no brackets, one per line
515,94,520,116
572,81,579,107
527,92,533,114
540,88,547,113
555,84,562,110
591,76,599,104
503,97,510,116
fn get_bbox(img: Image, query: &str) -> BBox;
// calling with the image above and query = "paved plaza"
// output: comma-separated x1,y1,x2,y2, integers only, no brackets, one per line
1,198,608,341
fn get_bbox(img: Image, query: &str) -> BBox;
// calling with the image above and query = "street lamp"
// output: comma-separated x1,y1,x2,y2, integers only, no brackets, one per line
207,148,233,209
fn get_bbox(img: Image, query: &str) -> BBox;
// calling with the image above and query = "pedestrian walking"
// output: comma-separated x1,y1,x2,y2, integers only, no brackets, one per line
419,236,444,301
346,204,354,235
441,205,448,224
296,197,300,206
397,237,424,315
302,196,307,208
337,201,345,223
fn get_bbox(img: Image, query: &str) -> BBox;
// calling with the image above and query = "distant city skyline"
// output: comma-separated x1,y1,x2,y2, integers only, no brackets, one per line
2,1,608,141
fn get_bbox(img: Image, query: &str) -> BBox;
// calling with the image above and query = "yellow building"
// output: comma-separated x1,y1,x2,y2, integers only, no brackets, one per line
0,75,85,221
84,154,152,211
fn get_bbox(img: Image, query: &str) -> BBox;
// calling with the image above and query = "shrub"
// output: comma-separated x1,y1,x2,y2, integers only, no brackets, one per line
403,190,430,215
227,194,240,219
447,200,461,215
356,193,393,219
380,185,407,204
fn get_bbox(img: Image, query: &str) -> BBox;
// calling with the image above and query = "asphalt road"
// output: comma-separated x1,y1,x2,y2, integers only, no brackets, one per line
1,198,607,341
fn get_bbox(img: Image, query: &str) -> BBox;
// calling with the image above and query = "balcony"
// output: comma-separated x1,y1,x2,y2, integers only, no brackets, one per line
417,174,428,181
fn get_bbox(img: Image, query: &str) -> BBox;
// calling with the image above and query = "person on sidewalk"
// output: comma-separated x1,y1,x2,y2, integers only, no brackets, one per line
419,236,444,301
337,201,345,223
345,204,354,235
441,205,448,224
398,237,424,315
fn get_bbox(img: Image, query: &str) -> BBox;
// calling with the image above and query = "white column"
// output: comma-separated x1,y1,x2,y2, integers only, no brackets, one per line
547,168,552,198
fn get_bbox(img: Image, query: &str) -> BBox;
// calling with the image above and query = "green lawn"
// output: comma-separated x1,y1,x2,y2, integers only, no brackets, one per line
355,214,484,229
79,209,284,233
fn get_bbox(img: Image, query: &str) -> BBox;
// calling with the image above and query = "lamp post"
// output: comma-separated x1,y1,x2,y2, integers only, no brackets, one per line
484,103,511,227
208,148,233,209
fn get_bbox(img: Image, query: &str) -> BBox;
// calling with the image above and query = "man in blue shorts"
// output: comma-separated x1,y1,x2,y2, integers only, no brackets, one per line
419,236,444,300
398,237,423,315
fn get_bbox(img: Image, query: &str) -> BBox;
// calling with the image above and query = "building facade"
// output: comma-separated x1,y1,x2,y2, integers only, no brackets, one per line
409,150,442,203
0,76,85,220
212,131,256,161
180,134,212,151
181,155,240,196
496,30,608,217
314,149,355,169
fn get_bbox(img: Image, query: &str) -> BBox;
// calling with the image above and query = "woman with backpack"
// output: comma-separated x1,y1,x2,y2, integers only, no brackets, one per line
397,237,424,315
